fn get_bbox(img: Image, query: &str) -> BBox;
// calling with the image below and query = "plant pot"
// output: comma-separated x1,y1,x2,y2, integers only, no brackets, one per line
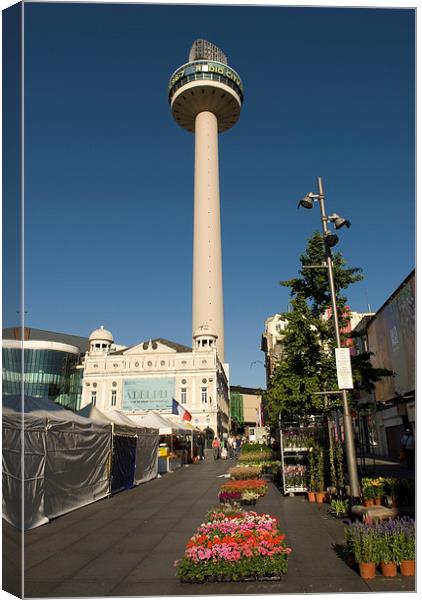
307,491,316,503
364,499,374,507
359,562,376,579
374,497,382,506
315,492,326,504
380,561,397,577
400,560,415,576
391,497,399,508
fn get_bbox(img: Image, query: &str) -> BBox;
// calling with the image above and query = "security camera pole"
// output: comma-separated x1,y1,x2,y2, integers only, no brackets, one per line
316,176,360,501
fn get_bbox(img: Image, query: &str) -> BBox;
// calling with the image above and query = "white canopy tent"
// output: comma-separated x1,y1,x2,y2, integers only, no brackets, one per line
2,395,111,530
77,406,159,486
129,411,190,435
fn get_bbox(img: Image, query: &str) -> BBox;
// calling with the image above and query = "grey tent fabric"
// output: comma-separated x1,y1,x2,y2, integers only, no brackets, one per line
3,408,48,530
2,395,112,530
77,406,159,486
132,425,159,484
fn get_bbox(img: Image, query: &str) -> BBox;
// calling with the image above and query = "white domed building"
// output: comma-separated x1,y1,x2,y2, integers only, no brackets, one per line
80,323,230,439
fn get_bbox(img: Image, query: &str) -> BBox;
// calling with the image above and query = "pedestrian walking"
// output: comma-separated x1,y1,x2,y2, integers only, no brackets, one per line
234,435,242,459
400,427,415,469
212,437,221,460
227,434,235,459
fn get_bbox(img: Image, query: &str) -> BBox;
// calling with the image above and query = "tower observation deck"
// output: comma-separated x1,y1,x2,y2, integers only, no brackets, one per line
168,40,243,363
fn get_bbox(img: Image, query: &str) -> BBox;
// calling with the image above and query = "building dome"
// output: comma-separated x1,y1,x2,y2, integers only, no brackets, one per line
193,324,218,339
89,326,114,343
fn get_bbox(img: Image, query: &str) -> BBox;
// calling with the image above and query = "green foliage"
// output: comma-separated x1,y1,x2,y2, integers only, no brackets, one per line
344,522,381,564
264,231,392,425
240,442,272,453
307,449,318,491
315,446,325,492
177,553,289,583
328,498,349,518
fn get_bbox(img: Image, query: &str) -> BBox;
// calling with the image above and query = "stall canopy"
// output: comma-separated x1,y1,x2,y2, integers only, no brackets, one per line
130,411,189,435
107,409,159,485
77,406,159,487
2,395,111,530
78,404,136,493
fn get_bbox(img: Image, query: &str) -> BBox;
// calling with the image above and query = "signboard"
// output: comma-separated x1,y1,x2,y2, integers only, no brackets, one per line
335,348,354,390
169,61,243,93
122,377,175,411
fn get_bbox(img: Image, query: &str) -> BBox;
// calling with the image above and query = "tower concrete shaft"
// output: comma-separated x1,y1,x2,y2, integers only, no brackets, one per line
192,111,224,360
168,40,243,363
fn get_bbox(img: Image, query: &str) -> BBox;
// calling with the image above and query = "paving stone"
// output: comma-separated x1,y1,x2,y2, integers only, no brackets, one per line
4,456,416,596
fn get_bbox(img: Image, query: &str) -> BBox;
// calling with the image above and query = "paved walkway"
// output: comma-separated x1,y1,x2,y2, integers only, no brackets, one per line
4,456,416,597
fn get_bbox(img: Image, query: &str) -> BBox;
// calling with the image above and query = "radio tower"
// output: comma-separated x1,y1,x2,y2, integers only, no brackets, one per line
168,40,243,362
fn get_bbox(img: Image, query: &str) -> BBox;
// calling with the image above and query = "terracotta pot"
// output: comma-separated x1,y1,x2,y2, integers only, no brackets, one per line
374,497,382,506
391,497,399,508
315,492,326,504
380,561,397,577
364,499,374,507
307,491,316,503
400,560,415,576
359,562,376,579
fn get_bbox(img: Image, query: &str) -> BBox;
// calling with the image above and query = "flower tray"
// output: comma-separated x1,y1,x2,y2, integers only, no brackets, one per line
180,573,284,583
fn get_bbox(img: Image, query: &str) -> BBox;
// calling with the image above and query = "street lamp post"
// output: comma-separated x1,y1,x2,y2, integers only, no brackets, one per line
299,176,360,501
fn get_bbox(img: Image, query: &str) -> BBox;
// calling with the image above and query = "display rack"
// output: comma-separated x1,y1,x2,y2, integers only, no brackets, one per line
279,421,328,494
280,428,309,494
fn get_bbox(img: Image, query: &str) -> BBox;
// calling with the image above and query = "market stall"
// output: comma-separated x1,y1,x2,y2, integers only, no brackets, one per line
78,405,137,494
106,409,159,485
130,412,190,472
3,395,111,530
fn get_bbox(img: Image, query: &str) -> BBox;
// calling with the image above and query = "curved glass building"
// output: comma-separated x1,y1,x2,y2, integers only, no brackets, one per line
2,329,87,410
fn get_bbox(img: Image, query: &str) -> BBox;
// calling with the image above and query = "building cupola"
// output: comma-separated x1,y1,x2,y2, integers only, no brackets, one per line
88,325,114,354
193,323,218,351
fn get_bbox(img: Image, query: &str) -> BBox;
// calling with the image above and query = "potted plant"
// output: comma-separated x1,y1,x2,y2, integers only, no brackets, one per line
218,490,242,504
397,517,415,576
376,519,401,577
345,521,380,579
241,490,260,505
383,477,399,507
307,451,317,502
328,498,349,519
361,478,375,507
315,447,326,504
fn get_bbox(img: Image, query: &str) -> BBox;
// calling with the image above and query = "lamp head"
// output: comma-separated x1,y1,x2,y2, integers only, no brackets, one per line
297,193,315,209
324,230,339,248
329,213,351,230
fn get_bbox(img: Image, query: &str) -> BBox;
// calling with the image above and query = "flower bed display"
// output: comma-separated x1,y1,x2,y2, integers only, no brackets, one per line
220,479,268,497
236,460,281,476
175,511,292,582
229,465,262,480
218,490,242,503
238,450,273,462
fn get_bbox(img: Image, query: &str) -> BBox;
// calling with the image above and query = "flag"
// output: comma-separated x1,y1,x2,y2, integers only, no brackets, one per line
172,398,192,421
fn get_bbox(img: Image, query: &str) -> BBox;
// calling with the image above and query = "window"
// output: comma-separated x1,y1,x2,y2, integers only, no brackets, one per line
111,390,117,407
181,388,187,404
91,391,97,406
201,387,208,403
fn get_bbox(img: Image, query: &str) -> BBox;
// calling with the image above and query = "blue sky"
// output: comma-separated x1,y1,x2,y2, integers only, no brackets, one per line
19,3,414,388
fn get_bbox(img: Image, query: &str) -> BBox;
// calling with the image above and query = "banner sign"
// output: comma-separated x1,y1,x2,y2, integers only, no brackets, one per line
169,61,243,92
122,377,175,411
335,348,354,390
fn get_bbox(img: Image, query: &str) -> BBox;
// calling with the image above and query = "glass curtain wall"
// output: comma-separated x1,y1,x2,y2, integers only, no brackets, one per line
2,347,83,410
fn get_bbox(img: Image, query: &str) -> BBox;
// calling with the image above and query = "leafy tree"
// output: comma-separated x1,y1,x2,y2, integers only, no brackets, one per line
264,231,393,426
